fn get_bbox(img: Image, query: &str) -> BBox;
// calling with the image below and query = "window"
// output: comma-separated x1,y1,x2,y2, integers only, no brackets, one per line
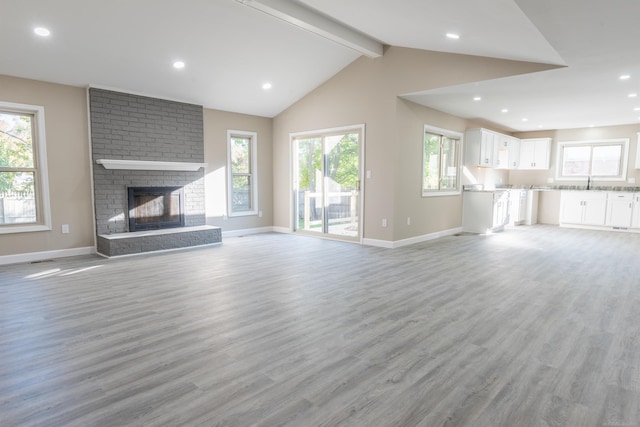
227,130,257,216
422,125,462,196
557,139,628,181
0,101,50,234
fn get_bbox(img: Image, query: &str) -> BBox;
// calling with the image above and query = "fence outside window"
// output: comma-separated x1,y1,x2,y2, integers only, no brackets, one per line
0,191,36,224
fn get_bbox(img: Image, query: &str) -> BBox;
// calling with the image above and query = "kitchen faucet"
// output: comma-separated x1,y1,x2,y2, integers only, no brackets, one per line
587,176,591,190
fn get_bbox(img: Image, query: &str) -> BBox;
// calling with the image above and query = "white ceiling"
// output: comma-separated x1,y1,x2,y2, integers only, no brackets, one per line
1,0,639,131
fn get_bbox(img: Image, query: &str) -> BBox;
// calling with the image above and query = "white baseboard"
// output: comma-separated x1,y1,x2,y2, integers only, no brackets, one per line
392,227,462,248
0,246,96,266
559,223,640,233
363,227,462,249
272,226,291,234
222,226,276,238
361,238,395,248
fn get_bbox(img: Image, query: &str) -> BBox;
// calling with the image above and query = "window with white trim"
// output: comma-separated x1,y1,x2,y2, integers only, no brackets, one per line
227,130,258,216
422,125,462,196
557,139,628,181
0,101,51,233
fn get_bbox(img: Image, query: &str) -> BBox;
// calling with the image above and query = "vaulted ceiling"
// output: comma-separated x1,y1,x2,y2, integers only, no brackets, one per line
2,0,639,131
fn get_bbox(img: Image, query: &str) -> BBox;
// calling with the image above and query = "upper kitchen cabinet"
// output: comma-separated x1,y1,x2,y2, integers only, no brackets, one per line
496,135,520,170
519,138,551,170
465,128,499,167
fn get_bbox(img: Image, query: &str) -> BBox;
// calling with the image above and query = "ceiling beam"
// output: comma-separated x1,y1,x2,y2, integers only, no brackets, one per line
235,0,384,58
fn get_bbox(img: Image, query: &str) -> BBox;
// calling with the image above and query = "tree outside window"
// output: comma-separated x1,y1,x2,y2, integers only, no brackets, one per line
0,111,38,225
227,131,257,216
423,128,461,196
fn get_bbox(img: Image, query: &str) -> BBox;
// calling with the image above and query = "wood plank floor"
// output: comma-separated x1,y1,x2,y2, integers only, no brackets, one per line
1,225,640,426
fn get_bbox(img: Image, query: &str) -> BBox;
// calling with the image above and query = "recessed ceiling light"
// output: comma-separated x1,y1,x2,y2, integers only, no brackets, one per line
446,33,460,40
634,107,640,111
589,124,595,128
33,27,50,37
501,109,509,113
522,118,529,122
629,93,637,98
173,61,185,69
538,125,544,129
262,82,272,90
473,96,481,101
620,74,631,80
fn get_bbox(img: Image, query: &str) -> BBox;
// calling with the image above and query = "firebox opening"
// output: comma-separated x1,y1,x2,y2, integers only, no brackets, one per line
127,186,185,232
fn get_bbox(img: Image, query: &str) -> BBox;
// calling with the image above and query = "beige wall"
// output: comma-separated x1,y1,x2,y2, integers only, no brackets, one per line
273,46,556,242
203,108,273,231
394,99,468,241
0,75,94,256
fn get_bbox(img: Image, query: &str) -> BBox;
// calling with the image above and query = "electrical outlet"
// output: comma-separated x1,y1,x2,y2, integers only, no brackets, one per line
547,177,554,184
407,217,411,225
381,218,388,227
258,210,263,217
628,177,636,184
366,170,372,179
61,224,70,234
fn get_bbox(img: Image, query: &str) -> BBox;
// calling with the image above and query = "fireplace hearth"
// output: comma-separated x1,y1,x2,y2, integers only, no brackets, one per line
127,186,185,231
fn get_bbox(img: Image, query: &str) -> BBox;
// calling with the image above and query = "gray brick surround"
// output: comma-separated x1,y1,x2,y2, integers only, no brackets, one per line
89,89,219,255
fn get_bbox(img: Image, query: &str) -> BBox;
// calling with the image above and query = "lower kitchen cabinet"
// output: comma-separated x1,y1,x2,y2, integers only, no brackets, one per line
560,191,607,226
606,192,634,227
462,190,509,233
508,189,528,225
633,194,640,228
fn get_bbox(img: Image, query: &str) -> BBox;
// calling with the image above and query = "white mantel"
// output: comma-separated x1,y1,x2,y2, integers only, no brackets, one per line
95,159,207,171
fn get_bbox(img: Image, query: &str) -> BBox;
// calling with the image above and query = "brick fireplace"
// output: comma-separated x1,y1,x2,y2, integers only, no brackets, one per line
89,88,220,257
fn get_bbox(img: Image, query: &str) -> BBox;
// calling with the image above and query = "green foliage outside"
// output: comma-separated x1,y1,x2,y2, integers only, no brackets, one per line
230,137,252,211
297,133,359,191
423,132,441,191
0,112,35,193
326,133,359,188
423,133,459,191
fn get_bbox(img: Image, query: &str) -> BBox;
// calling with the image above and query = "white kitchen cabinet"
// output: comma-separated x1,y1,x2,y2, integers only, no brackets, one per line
606,192,634,227
508,189,528,225
560,191,607,226
519,138,551,170
632,194,640,228
465,128,499,167
635,132,640,169
462,190,509,233
525,190,539,225
496,136,520,170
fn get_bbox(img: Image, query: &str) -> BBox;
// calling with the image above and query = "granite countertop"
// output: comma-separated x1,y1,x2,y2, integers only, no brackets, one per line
509,185,640,192
464,185,640,192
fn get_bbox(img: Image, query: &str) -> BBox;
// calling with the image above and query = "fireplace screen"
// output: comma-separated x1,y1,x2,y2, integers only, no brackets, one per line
127,186,185,231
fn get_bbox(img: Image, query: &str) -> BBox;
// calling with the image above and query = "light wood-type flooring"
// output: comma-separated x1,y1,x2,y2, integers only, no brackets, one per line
2,225,640,426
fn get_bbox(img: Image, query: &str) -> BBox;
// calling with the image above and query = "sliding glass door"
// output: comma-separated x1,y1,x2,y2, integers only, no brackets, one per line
293,128,361,241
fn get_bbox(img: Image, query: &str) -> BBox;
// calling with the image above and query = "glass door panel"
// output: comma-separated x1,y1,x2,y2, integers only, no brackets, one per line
293,130,361,241
325,133,359,238
295,137,323,233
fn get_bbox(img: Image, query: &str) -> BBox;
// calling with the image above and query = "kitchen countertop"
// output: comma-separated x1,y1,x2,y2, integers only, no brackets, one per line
465,185,640,192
